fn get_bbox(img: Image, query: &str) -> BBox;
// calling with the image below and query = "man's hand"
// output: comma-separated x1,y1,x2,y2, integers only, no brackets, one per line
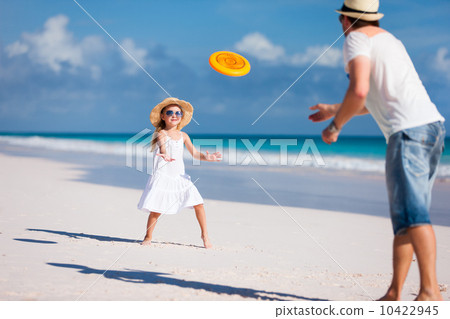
322,126,340,145
308,103,340,123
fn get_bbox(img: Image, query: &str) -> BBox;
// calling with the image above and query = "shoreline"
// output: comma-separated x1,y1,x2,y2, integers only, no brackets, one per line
1,135,450,179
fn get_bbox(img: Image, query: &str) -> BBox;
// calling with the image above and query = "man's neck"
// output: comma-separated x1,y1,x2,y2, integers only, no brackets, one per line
349,26,387,38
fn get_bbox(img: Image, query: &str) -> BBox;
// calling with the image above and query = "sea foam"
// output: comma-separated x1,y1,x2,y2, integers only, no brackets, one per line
1,135,449,177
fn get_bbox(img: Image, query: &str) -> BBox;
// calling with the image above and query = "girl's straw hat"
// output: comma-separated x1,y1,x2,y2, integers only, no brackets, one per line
336,0,384,21
150,97,194,129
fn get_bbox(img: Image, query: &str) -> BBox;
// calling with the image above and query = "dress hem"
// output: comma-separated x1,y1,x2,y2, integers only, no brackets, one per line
138,201,204,215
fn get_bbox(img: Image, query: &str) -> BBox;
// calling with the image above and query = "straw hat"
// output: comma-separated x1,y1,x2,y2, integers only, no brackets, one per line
149,97,193,129
336,0,384,21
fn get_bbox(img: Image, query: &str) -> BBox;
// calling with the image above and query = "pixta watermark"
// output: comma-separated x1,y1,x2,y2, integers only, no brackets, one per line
126,129,325,174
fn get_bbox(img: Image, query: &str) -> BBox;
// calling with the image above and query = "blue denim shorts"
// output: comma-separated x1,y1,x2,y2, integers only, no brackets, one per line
386,121,446,235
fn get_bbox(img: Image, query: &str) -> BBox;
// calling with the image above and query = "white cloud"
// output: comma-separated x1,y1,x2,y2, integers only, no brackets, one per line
434,47,450,79
5,15,105,78
5,41,29,56
120,38,150,75
290,45,342,67
235,32,285,62
235,32,342,68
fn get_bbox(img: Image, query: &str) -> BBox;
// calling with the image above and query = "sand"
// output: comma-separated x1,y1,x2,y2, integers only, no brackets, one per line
0,146,449,301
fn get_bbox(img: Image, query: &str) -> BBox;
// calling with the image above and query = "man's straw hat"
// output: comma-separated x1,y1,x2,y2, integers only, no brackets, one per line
150,97,193,129
336,0,384,22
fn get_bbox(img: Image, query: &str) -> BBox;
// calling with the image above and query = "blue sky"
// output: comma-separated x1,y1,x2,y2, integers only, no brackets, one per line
1,0,449,135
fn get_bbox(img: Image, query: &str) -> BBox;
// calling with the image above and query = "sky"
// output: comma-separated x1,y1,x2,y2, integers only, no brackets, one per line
1,0,450,136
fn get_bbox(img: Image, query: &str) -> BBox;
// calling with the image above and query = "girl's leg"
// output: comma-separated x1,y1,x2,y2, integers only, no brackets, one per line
194,204,212,249
141,212,161,245
378,234,414,301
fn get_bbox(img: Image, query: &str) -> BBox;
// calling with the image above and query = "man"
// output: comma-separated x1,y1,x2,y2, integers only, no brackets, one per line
309,0,445,301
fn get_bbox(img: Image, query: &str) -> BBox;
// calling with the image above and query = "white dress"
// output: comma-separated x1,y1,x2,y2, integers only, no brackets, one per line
137,131,203,214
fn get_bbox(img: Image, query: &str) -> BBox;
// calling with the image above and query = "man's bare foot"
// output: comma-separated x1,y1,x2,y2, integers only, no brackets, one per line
201,236,212,249
141,237,152,246
414,289,443,301
377,289,400,301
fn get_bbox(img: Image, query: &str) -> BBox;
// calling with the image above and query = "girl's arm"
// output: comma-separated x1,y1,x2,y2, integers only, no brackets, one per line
156,131,175,162
182,132,222,162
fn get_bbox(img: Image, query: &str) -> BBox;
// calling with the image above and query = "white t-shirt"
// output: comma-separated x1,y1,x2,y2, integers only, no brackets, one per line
343,31,444,141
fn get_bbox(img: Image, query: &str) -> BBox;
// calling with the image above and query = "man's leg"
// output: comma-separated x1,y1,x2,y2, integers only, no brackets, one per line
408,225,443,301
379,234,414,301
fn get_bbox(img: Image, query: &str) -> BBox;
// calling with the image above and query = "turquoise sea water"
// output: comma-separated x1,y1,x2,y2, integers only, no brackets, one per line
0,132,449,176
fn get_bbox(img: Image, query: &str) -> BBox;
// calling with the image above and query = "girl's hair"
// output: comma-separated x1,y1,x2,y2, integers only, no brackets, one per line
150,105,182,151
347,16,380,28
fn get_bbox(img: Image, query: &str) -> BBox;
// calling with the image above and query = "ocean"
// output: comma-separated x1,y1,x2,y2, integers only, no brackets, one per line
1,132,449,177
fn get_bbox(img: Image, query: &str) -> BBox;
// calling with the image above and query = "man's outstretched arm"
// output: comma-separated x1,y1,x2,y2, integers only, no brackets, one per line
322,56,371,144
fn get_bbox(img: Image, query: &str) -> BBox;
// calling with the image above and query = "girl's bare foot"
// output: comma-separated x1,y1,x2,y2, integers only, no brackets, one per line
201,236,212,249
141,237,152,246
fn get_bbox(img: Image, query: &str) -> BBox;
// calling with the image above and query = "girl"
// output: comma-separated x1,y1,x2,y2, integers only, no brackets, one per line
137,97,221,249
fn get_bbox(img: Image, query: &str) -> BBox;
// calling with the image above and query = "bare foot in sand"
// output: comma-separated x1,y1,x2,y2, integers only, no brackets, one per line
201,236,212,249
377,288,400,301
414,289,443,301
141,237,152,246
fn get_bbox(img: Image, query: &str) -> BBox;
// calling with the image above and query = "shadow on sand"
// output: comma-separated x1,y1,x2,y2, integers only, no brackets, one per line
14,238,58,244
48,262,328,301
27,228,137,243
27,228,204,248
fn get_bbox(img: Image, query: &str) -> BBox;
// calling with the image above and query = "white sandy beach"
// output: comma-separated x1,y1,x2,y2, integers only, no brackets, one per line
0,146,449,301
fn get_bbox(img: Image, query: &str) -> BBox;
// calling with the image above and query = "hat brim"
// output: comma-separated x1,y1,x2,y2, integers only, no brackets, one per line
150,97,193,129
336,10,384,21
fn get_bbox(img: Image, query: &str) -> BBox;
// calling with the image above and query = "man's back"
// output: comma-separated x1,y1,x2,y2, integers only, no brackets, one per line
343,29,444,140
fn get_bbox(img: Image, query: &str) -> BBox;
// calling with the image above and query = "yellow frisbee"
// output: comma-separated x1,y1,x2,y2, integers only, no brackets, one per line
209,51,251,77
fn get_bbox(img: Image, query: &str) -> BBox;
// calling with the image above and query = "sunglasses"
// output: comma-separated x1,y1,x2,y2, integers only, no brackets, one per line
165,110,183,117
339,15,344,23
